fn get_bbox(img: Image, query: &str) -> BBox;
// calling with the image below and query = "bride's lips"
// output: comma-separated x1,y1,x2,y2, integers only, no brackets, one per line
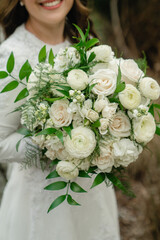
38,0,63,10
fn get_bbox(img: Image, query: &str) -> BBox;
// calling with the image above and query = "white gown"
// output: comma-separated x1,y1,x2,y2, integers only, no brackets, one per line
0,24,120,240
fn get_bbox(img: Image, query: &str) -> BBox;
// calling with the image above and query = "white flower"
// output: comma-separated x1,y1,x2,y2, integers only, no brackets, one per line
89,63,109,74
102,102,118,120
45,149,56,160
133,113,156,144
27,72,38,95
72,112,83,128
54,47,80,72
88,45,114,63
80,99,93,118
92,142,114,172
86,109,99,122
56,161,79,180
120,59,144,85
99,118,109,135
90,69,117,96
139,77,160,100
109,111,131,137
49,99,72,128
94,95,109,112
71,158,90,171
113,139,142,167
107,58,119,75
64,126,96,159
31,135,45,148
119,84,141,110
67,69,89,90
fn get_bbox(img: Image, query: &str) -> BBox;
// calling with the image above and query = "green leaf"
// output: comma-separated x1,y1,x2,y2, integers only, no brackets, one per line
49,49,54,66
7,52,14,73
36,128,57,136
135,52,148,75
78,171,91,178
63,126,72,138
38,45,46,63
44,97,65,102
91,172,105,189
153,104,160,109
70,182,87,193
73,24,85,42
16,138,23,152
44,181,67,191
19,60,32,81
106,173,135,197
56,89,69,97
92,120,101,128
17,127,32,136
67,195,81,206
117,66,122,85
47,195,66,213
1,81,19,93
149,104,154,117
115,82,125,93
56,85,72,92
84,20,90,40
85,38,99,50
88,52,96,63
0,71,8,79
87,166,97,174
55,130,64,144
14,88,29,102
89,83,96,93
46,170,60,179
49,159,60,167
156,126,160,136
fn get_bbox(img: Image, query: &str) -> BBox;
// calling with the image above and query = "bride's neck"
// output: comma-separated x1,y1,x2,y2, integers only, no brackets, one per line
25,18,65,45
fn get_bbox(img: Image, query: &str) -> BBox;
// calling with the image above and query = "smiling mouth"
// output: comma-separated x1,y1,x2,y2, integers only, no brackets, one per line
39,0,63,9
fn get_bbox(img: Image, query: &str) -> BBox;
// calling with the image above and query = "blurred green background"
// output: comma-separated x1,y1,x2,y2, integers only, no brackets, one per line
0,0,160,239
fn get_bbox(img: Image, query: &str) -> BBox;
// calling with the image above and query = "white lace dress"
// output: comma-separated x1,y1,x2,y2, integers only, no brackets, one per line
0,24,120,240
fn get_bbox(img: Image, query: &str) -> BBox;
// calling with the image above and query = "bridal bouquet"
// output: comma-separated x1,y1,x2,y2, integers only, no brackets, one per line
1,24,160,212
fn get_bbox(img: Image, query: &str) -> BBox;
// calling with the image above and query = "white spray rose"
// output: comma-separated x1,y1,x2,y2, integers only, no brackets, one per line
113,139,142,167
133,113,156,144
31,135,45,148
90,69,117,96
120,59,144,85
119,84,141,110
86,109,99,122
102,102,118,120
99,118,109,135
67,69,89,90
80,99,93,118
88,45,114,63
94,95,109,113
109,111,131,137
56,161,79,180
92,142,114,172
64,127,96,159
49,99,72,128
139,77,160,100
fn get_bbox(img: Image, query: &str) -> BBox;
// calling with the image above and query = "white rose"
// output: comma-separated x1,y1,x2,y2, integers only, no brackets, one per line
139,77,160,100
86,109,99,122
133,113,156,144
120,59,144,85
102,102,118,120
64,127,96,159
90,69,117,96
89,63,109,74
49,99,72,128
107,58,119,75
80,99,92,118
94,95,109,112
31,135,45,148
113,139,142,167
99,118,109,135
92,142,114,172
45,149,56,160
109,111,131,137
56,161,79,180
119,84,141,110
88,45,114,63
67,69,89,90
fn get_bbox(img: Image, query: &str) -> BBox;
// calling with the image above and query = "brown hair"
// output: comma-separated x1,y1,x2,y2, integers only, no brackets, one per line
0,0,97,41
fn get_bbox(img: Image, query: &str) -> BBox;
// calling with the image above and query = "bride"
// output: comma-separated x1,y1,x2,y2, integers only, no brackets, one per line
0,0,120,239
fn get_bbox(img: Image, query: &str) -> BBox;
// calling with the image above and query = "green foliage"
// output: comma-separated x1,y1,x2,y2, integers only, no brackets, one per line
17,127,32,136
44,181,67,191
67,195,81,206
19,60,32,81
7,52,14,73
63,126,72,138
1,81,19,93
48,49,54,66
78,170,91,178
0,71,8,79
47,195,66,213
70,182,87,193
36,128,57,136
91,172,105,188
55,130,64,144
135,52,148,75
14,88,29,102
46,170,60,179
38,45,47,63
